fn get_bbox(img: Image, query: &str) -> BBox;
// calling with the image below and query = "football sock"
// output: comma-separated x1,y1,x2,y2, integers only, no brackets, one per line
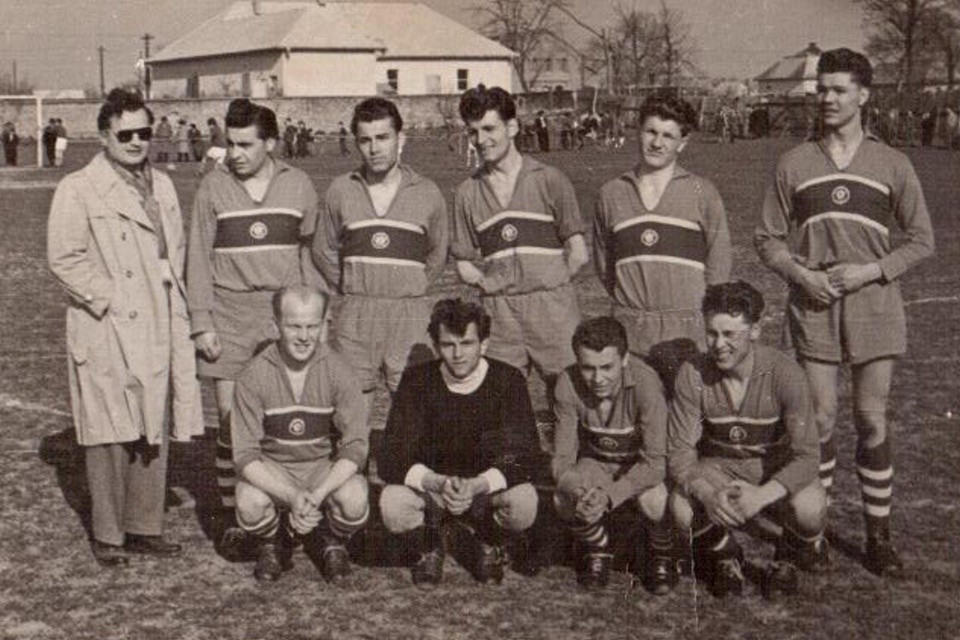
856,439,893,540
326,506,370,542
238,507,279,539
646,517,673,561
570,518,609,552
692,522,736,558
819,434,836,493
215,411,237,510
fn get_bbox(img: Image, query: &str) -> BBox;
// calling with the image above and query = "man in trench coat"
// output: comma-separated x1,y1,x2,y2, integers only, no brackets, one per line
47,88,203,566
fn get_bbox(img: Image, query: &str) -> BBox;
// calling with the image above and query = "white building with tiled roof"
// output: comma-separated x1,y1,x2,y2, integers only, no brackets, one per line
755,42,821,97
148,0,516,97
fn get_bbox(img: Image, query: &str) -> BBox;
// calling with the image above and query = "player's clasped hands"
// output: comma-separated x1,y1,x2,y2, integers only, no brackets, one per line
704,484,746,528
574,486,609,525
288,490,322,535
826,262,878,295
802,269,842,305
441,476,482,515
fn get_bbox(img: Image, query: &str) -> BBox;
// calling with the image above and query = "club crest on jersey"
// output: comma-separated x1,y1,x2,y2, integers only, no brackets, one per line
641,228,660,247
598,436,619,451
831,185,851,205
371,231,391,250
728,425,747,444
501,223,519,242
288,418,306,437
249,221,269,240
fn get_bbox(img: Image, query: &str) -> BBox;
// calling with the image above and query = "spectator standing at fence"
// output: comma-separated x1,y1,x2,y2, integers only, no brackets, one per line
155,115,173,163
2,122,18,166
42,118,58,167
54,118,68,166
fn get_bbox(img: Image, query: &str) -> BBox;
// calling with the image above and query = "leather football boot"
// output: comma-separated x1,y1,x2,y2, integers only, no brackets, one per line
412,546,445,586
253,540,284,582
864,537,904,578
320,541,352,583
762,560,799,600
644,555,680,596
577,551,613,590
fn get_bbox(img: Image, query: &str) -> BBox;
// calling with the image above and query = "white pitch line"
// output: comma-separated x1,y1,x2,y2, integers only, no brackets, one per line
905,295,960,306
0,394,71,418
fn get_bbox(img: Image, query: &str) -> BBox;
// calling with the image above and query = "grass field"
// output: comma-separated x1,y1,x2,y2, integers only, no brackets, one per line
1,134,958,640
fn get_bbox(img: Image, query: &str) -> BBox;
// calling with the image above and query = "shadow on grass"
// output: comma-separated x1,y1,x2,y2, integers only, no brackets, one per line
38,427,92,538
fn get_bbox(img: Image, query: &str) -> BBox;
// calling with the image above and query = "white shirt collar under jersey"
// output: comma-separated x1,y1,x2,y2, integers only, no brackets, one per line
440,357,490,395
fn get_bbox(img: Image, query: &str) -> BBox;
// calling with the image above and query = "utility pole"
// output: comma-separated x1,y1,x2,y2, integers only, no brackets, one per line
98,46,106,97
142,33,153,99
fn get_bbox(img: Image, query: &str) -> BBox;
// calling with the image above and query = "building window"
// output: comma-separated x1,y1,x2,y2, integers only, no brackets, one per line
387,69,398,92
544,57,553,72
457,68,468,91
559,58,569,73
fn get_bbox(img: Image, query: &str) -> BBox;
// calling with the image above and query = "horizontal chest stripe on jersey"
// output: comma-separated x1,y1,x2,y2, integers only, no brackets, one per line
795,173,890,196
792,176,892,229
342,223,428,262
801,211,890,236
214,210,302,250
612,219,706,265
477,214,562,257
263,407,334,442
581,427,643,459
475,210,554,233
703,415,782,446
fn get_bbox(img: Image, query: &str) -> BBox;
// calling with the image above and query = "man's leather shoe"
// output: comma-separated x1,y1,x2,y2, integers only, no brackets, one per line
92,540,129,566
124,534,182,557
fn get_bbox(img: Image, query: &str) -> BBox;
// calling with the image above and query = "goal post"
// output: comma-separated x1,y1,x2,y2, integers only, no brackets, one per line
0,94,45,168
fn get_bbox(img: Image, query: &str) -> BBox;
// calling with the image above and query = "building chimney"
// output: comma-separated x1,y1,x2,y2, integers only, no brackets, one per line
252,0,261,15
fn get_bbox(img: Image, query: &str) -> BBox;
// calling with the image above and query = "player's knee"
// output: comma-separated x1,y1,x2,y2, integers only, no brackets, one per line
637,483,668,522
553,472,585,522
235,482,273,523
495,483,539,532
378,484,423,534
669,490,695,531
790,481,828,532
812,396,839,436
329,474,369,520
854,408,888,447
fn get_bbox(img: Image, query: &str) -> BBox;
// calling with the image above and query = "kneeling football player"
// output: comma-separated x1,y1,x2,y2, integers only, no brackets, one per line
668,281,828,598
552,317,675,593
378,298,541,585
232,286,369,583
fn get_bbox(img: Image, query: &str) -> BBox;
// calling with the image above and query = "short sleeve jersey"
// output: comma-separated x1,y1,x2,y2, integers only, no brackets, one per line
451,155,585,295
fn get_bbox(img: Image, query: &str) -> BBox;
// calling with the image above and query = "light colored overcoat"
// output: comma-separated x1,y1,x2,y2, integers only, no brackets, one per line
48,152,203,446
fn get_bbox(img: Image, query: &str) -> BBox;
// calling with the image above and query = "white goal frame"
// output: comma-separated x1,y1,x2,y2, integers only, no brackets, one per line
0,94,45,168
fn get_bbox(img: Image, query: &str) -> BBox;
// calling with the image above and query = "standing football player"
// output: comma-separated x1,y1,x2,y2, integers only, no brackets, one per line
187,98,323,556
755,48,934,576
593,95,731,391
312,96,448,448
451,85,588,402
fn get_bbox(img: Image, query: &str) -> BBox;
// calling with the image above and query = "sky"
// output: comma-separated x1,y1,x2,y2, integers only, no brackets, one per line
0,0,866,91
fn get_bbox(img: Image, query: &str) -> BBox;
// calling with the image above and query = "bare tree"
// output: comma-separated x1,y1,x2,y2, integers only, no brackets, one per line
614,4,661,89
931,1,960,89
658,0,697,88
857,0,943,86
0,73,32,95
474,0,567,92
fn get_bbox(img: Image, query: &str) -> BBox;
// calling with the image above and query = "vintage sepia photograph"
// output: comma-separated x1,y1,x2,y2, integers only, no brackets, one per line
0,1,957,638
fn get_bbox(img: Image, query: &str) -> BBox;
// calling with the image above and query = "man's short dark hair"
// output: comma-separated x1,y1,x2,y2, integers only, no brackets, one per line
351,97,403,135
459,84,516,124
207,117,217,126
817,48,873,88
702,281,765,324
637,94,698,136
225,98,279,140
572,317,628,357
428,298,491,342
97,88,154,132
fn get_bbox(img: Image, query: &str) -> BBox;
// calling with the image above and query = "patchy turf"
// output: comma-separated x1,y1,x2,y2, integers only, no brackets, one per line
1,135,958,640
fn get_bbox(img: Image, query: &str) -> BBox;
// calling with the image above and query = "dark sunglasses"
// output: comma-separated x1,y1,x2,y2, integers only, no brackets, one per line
115,127,153,143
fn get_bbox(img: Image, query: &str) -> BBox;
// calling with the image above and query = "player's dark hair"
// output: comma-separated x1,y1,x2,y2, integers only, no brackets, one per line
97,88,154,132
638,94,697,135
572,317,629,358
702,281,765,324
351,97,403,135
817,48,873,88
271,286,329,322
428,298,491,343
459,84,517,124
225,98,279,140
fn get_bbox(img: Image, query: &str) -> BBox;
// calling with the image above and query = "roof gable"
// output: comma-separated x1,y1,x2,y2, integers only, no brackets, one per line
151,1,514,63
